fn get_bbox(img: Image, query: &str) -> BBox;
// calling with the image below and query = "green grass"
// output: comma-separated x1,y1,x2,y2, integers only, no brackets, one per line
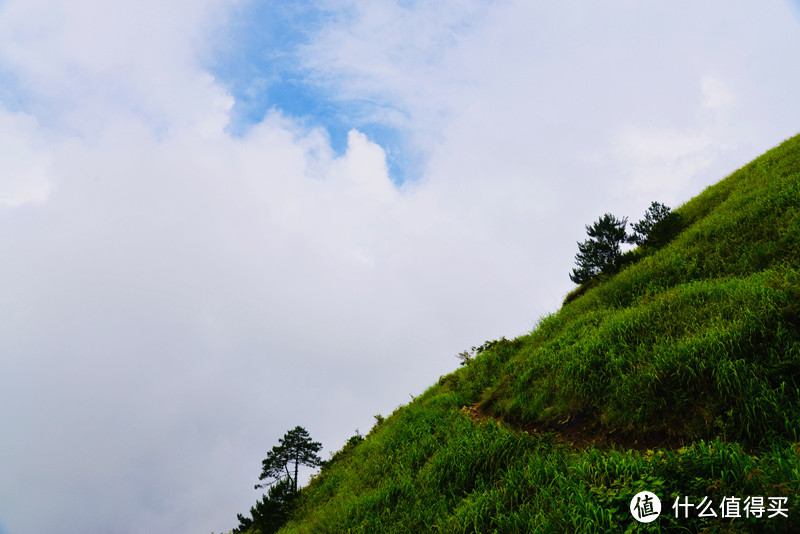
240,134,800,533
278,396,799,533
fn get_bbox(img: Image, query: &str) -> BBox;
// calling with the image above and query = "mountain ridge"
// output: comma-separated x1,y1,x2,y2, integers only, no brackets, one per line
238,133,800,533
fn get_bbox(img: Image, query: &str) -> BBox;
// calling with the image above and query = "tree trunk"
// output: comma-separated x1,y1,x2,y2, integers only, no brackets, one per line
293,451,299,493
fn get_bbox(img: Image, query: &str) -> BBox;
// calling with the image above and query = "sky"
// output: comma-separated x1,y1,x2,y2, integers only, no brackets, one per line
1,1,800,533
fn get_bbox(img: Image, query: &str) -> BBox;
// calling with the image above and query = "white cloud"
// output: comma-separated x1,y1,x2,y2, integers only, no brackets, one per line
612,127,720,205
701,75,737,109
0,107,52,206
0,0,235,135
2,1,800,534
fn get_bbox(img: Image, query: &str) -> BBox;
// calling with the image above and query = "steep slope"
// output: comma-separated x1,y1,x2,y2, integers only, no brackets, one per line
274,134,800,533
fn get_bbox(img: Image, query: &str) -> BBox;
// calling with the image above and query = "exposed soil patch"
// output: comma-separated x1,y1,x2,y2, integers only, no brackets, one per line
460,403,688,452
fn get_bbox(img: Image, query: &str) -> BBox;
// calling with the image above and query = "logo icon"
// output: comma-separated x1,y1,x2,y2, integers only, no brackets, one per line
630,491,661,523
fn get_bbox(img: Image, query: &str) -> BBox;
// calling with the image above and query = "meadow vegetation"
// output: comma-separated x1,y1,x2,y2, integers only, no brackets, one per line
233,133,800,533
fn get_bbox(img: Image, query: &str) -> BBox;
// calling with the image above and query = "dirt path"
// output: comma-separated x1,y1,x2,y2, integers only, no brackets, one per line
460,403,687,451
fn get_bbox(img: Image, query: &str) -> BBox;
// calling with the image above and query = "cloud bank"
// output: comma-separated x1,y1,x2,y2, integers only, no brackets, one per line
1,1,800,533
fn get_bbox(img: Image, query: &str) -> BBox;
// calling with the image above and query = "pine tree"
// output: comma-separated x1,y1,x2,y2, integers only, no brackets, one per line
256,426,323,493
234,477,297,534
629,201,681,248
570,213,628,284
233,427,323,534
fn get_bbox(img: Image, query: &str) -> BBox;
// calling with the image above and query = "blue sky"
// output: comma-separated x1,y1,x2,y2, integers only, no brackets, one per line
212,2,337,135
212,1,414,181
1,2,800,534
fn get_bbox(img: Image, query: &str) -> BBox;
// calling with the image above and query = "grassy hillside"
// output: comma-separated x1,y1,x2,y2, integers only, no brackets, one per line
256,134,800,533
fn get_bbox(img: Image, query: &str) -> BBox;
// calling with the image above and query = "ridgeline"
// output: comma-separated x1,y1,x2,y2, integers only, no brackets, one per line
239,134,800,533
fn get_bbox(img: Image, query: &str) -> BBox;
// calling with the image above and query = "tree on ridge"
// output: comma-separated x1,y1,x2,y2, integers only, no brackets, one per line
256,425,323,494
570,213,629,284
